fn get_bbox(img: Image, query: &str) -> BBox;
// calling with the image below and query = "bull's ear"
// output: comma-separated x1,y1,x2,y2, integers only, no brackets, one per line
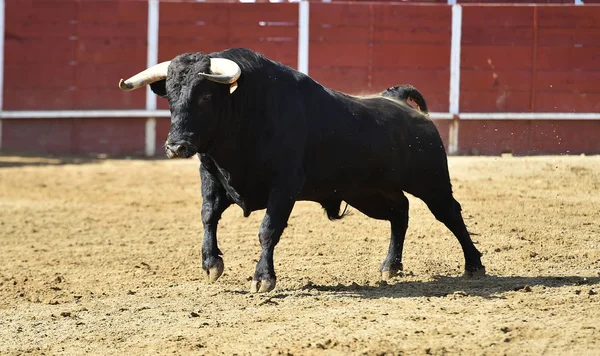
150,80,167,98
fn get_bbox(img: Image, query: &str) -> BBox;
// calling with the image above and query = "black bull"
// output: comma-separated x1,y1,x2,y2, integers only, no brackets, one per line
119,48,485,293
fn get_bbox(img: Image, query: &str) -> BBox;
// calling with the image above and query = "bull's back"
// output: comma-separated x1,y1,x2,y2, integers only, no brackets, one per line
301,89,450,200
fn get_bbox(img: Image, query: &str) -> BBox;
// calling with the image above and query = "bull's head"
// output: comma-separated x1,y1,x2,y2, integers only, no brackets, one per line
119,53,241,158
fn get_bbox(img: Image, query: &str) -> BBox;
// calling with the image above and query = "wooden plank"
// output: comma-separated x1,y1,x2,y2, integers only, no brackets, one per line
77,21,147,39
310,26,370,43
4,63,75,89
536,47,600,71
1,119,74,154
462,27,533,46
530,121,600,154
372,26,450,45
227,3,298,24
538,7,600,28
160,3,229,24
5,37,76,63
228,24,298,42
460,90,531,112
3,89,75,110
372,44,450,69
310,3,372,26
230,42,297,68
5,0,76,25
75,118,146,156
461,69,532,91
5,19,75,38
159,41,231,63
308,67,369,95
159,22,230,40
534,92,600,113
73,88,146,110
76,63,151,89
310,43,370,67
76,38,146,64
460,0,571,3
538,28,600,47
462,6,533,28
458,120,531,155
157,98,170,111
76,0,147,23
461,46,532,70
372,4,450,28
534,70,600,93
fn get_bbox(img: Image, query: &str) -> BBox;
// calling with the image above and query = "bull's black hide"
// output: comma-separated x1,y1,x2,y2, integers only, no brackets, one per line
120,48,485,293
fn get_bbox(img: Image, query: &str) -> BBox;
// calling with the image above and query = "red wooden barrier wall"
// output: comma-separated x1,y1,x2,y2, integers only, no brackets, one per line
309,3,451,112
1,1,599,157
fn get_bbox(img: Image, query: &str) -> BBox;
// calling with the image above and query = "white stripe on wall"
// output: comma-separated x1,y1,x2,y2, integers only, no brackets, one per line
460,112,600,120
145,118,157,156
0,0,5,150
448,4,462,154
3,110,599,121
0,110,171,119
145,0,160,157
449,4,462,115
298,1,310,75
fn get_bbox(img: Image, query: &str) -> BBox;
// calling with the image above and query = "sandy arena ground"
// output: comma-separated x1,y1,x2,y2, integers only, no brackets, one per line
0,154,599,355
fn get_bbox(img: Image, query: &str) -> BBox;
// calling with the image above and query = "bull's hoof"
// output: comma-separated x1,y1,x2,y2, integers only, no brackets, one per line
250,278,276,293
205,258,224,283
381,268,402,281
463,265,486,278
380,261,403,281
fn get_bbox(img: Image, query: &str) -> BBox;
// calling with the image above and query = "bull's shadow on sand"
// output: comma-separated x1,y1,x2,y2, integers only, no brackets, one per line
285,275,600,300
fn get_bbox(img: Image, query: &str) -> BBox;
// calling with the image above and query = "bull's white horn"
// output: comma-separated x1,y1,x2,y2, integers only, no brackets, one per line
199,58,241,84
118,61,171,91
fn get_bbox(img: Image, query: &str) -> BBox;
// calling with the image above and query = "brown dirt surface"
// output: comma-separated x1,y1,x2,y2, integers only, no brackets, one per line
1,154,599,355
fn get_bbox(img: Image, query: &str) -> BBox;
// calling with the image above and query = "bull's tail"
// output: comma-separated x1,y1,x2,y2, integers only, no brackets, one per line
381,84,429,115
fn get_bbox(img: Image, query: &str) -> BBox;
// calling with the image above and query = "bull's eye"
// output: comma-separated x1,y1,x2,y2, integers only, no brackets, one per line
198,94,212,105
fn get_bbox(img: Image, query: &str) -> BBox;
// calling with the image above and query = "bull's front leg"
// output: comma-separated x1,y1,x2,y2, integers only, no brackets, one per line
200,162,232,283
251,177,304,293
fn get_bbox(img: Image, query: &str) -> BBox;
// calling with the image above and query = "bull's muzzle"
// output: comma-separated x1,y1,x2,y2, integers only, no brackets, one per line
165,141,195,159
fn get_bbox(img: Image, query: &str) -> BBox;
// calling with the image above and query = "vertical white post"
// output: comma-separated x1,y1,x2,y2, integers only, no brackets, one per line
145,0,159,157
0,0,5,150
145,118,156,156
449,4,462,116
574,0,584,5
298,1,309,75
448,4,462,154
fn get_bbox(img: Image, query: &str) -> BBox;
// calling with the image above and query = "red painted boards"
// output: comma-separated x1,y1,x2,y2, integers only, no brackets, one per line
458,120,600,155
2,118,146,156
4,0,147,110
309,3,451,112
157,2,298,110
460,6,534,113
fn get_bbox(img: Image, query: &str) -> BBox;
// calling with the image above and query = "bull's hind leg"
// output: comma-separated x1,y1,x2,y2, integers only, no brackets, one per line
200,161,232,283
424,196,485,276
346,194,409,280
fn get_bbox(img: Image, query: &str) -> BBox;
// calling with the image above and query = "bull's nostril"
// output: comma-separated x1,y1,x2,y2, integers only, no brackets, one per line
174,144,186,154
